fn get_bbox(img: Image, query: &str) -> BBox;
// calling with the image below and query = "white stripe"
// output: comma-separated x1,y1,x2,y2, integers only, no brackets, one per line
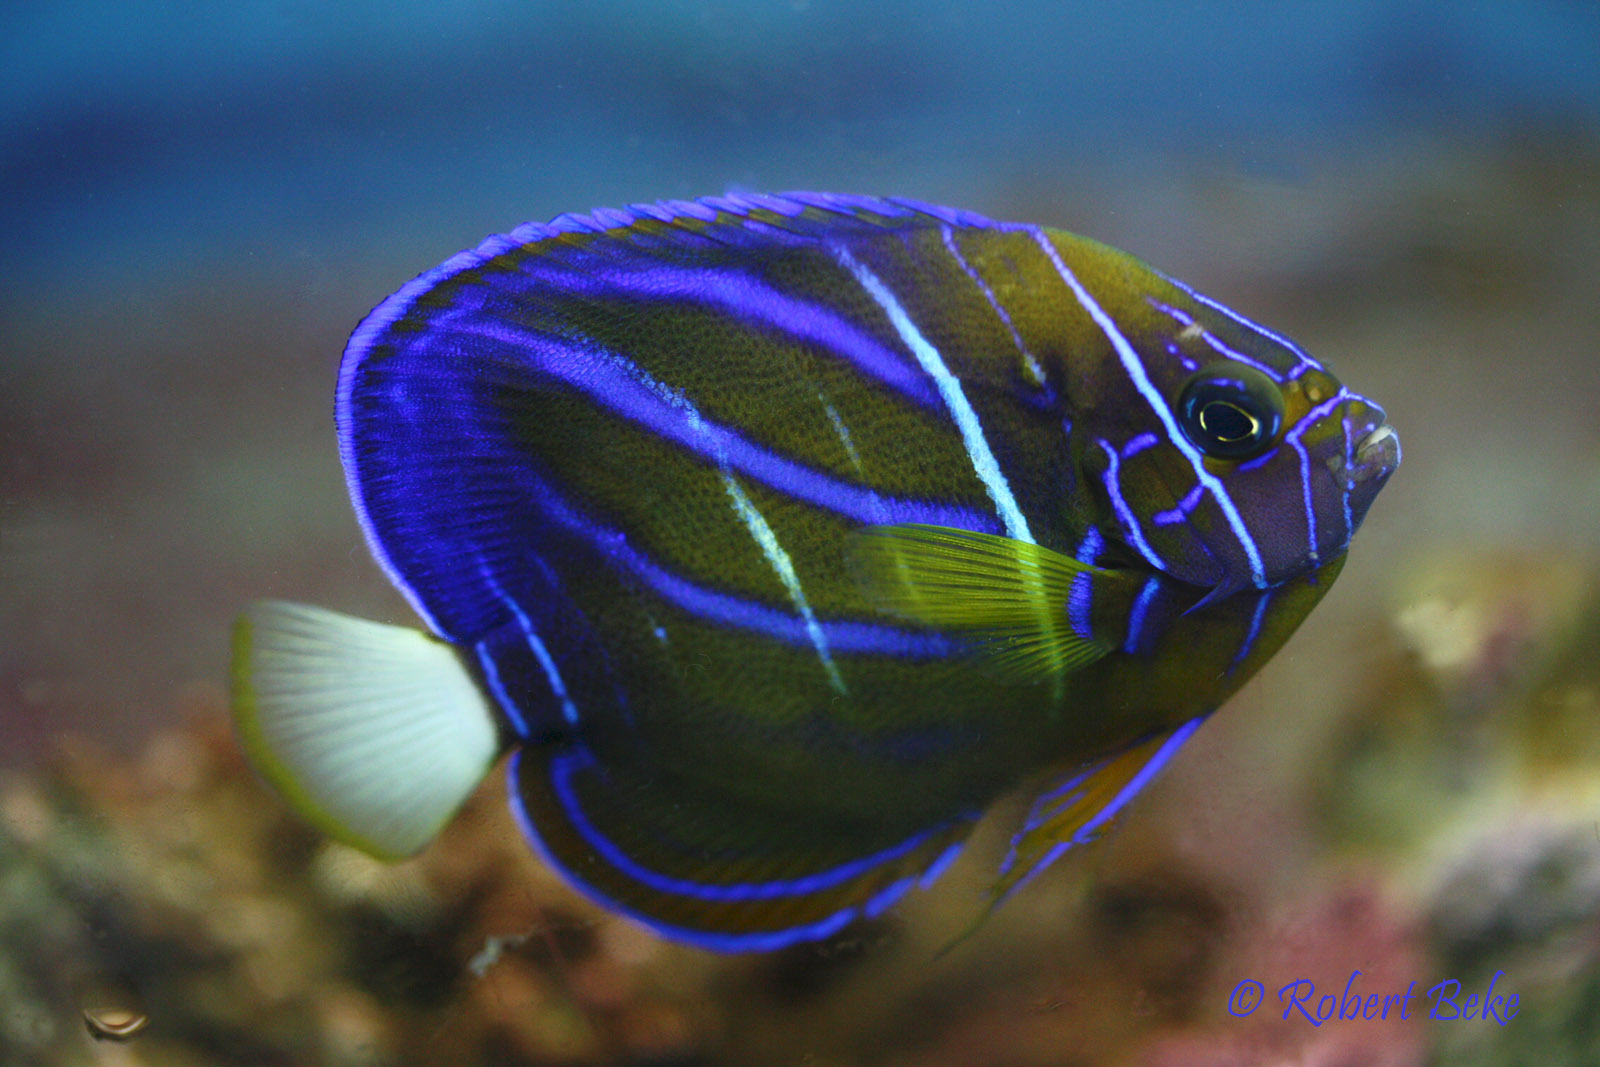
836,246,1034,544
820,395,865,474
1033,231,1267,588
478,560,579,725
820,394,891,525
940,224,1048,388
722,473,847,695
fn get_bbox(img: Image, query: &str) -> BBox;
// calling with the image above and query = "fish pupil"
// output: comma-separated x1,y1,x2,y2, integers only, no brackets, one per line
1199,401,1257,443
1176,365,1285,460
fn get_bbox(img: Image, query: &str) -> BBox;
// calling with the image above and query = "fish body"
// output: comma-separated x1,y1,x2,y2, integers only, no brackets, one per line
232,193,1398,950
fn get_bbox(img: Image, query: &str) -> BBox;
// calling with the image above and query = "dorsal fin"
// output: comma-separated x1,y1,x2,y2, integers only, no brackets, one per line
336,193,1020,656
504,192,1001,253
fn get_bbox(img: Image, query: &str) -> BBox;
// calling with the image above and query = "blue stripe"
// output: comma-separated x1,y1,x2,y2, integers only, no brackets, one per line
444,320,996,533
1122,432,1159,457
1156,272,1325,372
1072,718,1203,842
339,242,532,637
1228,591,1274,673
939,224,1053,397
545,746,964,902
477,559,580,726
1123,575,1162,654
995,717,1206,903
1075,526,1104,565
505,749,976,951
836,246,1035,544
492,257,943,411
507,752,863,952
1068,571,1094,641
1283,390,1348,563
1039,232,1267,589
1339,414,1355,540
1235,447,1281,473
1152,483,1203,527
1145,298,1285,382
473,643,529,737
1096,439,1168,572
517,465,959,659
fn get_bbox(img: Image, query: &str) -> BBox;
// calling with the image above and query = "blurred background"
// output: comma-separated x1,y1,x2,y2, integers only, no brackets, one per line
2,2,1598,1064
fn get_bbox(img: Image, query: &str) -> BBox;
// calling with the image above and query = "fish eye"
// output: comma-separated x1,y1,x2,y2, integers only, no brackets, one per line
1177,366,1284,460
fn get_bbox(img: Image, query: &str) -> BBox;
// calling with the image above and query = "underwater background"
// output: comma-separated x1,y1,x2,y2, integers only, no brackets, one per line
3,1,1599,1064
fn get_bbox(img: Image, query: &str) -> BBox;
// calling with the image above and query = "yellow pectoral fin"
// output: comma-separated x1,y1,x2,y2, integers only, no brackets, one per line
846,524,1128,685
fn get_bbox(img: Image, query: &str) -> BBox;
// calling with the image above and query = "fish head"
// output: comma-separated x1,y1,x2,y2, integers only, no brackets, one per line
1073,291,1399,599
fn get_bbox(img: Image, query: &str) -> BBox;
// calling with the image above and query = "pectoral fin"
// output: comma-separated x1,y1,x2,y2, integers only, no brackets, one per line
846,524,1132,684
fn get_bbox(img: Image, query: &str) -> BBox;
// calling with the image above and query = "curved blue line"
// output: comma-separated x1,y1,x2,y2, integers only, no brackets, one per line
1123,575,1163,654
506,750,973,952
516,465,959,659
995,717,1206,903
1068,572,1094,642
1097,439,1168,572
1156,272,1324,372
497,259,943,411
546,747,963,902
430,319,995,534
338,241,531,636
1228,591,1274,673
1145,298,1285,382
1075,526,1104,566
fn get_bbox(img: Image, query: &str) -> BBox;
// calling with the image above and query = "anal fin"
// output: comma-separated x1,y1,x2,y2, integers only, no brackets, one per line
993,716,1206,902
938,717,1207,954
510,744,977,952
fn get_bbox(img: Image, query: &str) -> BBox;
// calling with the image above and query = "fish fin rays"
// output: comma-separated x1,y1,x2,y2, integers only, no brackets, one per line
507,193,998,256
230,601,502,860
846,524,1129,684
940,717,1207,953
509,745,977,951
995,716,1206,899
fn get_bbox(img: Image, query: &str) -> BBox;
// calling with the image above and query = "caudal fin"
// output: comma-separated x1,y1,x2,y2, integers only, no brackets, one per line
230,601,502,860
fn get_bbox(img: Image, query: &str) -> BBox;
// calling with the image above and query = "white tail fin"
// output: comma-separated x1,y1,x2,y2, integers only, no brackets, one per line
231,601,501,860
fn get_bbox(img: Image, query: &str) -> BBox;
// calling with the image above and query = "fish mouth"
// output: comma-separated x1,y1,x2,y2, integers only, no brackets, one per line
1350,422,1401,482
1323,400,1400,486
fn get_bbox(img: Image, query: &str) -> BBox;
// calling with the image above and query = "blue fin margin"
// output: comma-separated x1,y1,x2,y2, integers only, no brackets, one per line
508,744,977,953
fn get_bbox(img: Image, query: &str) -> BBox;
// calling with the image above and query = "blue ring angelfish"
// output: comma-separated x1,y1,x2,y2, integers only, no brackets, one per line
229,192,1398,951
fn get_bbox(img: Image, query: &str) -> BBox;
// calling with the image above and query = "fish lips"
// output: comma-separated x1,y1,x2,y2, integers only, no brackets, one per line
1340,418,1401,536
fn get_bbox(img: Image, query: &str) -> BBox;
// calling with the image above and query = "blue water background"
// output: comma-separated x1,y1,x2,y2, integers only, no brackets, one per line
4,0,1597,302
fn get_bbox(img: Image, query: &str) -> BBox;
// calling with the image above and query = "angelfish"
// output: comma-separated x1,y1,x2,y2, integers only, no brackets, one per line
231,193,1399,951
